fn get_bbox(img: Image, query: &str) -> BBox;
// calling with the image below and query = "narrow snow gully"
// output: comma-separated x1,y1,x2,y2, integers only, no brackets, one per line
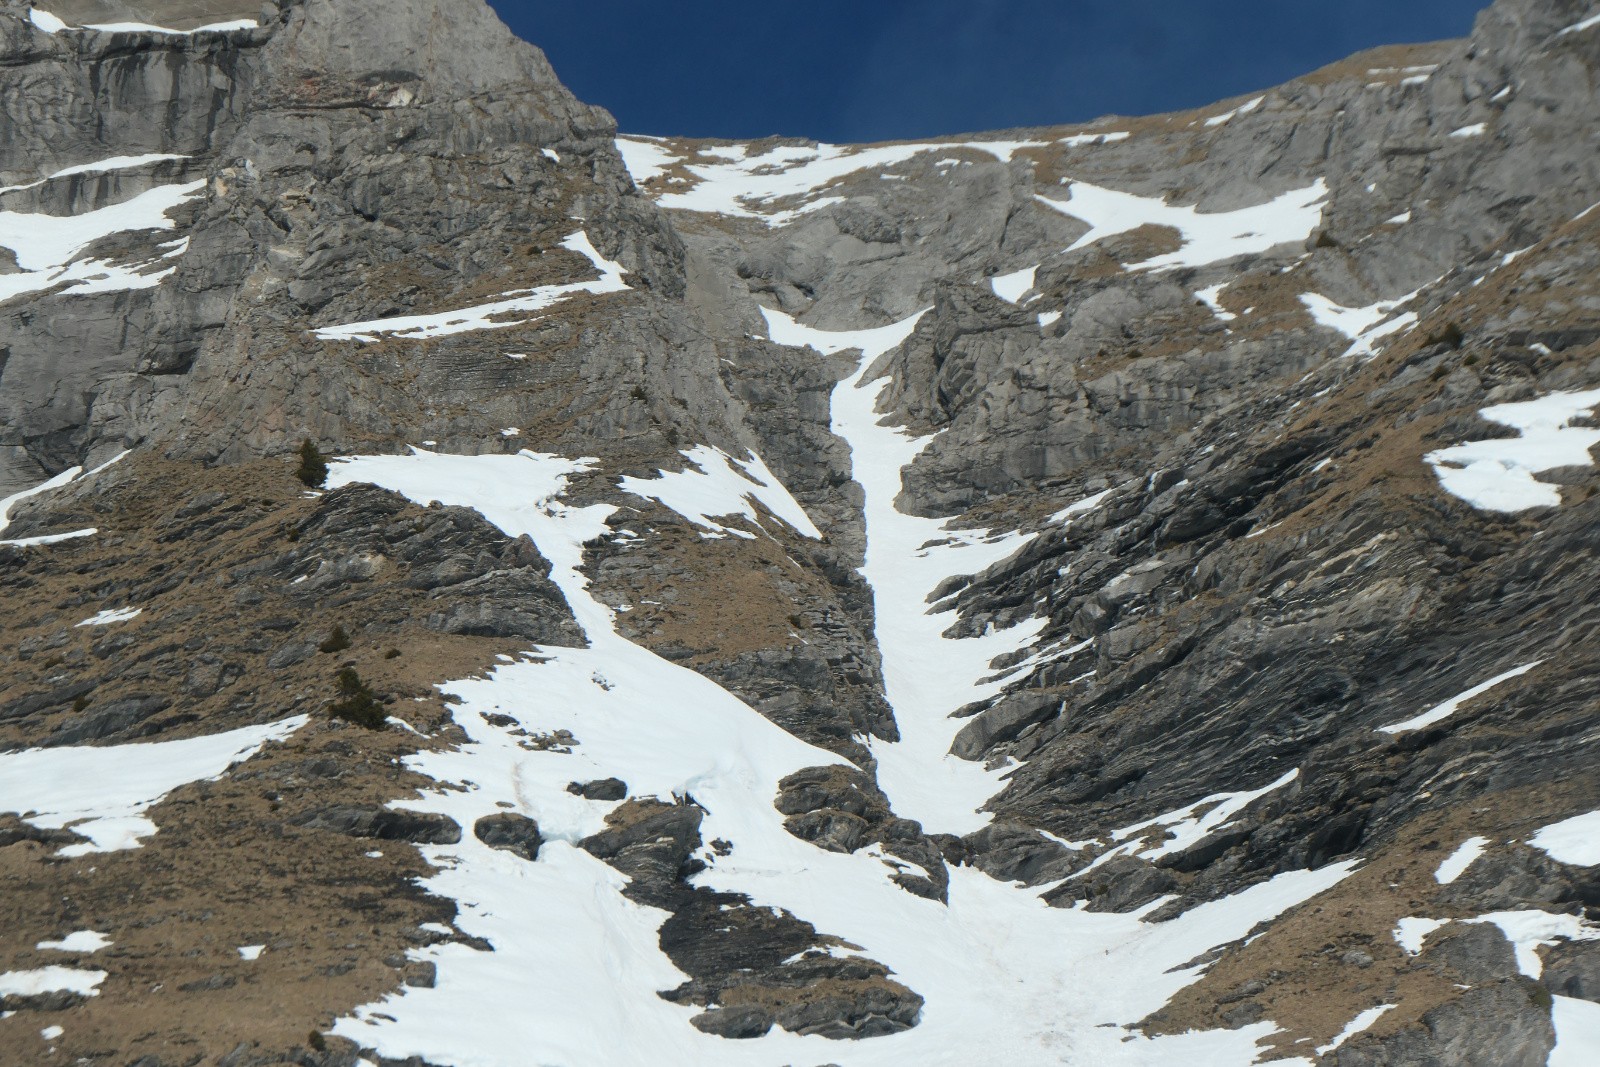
759,306,1043,835
325,432,1352,1062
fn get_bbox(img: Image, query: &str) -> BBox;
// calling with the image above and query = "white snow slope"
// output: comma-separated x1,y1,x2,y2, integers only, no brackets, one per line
324,312,1356,1065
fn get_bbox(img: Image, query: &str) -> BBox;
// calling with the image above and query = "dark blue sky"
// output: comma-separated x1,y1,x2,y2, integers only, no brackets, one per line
488,2,1489,143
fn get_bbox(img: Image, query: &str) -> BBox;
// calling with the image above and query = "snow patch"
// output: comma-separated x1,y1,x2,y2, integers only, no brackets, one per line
1529,810,1600,867
238,945,265,961
1551,995,1600,1067
76,607,142,627
1051,488,1114,526
1435,836,1490,884
1300,291,1419,357
1035,179,1328,272
1203,95,1264,127
990,265,1036,303
30,9,257,33
0,180,202,302
36,931,112,953
0,967,106,998
0,717,305,856
623,133,1125,227
1394,916,1449,955
1462,910,1600,977
0,152,189,197
0,464,108,547
1195,282,1236,321
1425,389,1600,512
619,445,821,540
1556,12,1600,38
27,7,68,32
1377,662,1541,734
313,231,628,342
1316,1005,1393,1054
1111,770,1300,861
1449,122,1487,139
614,136,677,185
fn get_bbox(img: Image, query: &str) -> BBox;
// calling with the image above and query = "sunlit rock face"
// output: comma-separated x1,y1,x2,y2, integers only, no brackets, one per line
0,1,1598,1064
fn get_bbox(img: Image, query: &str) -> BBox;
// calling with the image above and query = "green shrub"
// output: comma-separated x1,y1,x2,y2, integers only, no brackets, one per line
296,438,329,488
318,625,351,654
328,667,386,730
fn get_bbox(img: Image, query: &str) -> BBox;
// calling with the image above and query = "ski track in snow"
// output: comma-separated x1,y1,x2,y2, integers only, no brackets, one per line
325,315,1357,1064
1425,389,1600,512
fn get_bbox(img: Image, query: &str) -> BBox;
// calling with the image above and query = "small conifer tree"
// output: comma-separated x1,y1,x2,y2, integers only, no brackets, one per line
318,625,352,654
296,438,328,488
328,667,386,730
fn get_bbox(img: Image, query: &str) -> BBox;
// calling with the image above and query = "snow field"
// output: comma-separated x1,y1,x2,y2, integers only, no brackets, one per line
1529,810,1600,867
617,132,1128,227
0,180,204,302
1299,291,1420,357
326,438,1357,1065
618,445,822,539
1426,389,1600,512
1035,178,1328,272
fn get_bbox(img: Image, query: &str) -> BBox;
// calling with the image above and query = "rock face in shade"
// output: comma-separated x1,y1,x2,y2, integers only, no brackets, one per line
1,0,1599,1064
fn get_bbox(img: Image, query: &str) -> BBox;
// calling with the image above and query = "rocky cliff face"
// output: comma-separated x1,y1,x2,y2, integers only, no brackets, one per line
1,1,1598,1065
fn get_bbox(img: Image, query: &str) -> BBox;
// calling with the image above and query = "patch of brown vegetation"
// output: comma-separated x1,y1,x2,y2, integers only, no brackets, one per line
588,501,824,667
1295,42,1458,89
0,454,562,1063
